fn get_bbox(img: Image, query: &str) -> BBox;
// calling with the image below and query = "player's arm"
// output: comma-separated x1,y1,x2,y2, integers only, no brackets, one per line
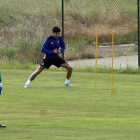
41,39,55,54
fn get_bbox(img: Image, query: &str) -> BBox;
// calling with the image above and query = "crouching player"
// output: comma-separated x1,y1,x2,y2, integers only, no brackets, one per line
24,26,73,88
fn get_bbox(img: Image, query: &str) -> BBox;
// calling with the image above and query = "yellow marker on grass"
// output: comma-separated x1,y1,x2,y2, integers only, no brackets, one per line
111,30,114,98
95,25,98,91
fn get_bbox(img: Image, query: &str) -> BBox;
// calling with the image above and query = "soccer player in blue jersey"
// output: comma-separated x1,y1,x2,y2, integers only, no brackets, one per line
0,70,6,127
24,26,73,88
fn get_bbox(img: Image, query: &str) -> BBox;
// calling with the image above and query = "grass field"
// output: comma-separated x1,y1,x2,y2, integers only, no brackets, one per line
0,69,140,139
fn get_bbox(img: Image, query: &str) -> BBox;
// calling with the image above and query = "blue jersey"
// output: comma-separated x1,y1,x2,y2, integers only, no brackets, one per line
41,35,65,59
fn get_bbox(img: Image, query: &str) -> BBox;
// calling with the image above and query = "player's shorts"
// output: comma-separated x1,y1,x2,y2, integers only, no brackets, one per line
40,57,67,69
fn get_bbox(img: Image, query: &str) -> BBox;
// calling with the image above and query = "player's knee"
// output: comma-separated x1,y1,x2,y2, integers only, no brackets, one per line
68,66,73,72
35,71,40,75
35,69,43,75
38,67,44,73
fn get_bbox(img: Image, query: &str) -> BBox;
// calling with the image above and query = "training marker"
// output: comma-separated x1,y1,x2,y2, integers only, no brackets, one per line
111,30,114,98
95,25,98,91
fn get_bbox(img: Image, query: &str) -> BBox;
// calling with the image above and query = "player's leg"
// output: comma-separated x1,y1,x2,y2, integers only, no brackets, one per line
29,66,45,81
61,63,73,80
24,66,44,88
60,63,73,87
52,57,73,86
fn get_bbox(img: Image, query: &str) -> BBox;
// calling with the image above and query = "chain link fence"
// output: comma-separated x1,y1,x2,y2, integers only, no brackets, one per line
0,0,138,69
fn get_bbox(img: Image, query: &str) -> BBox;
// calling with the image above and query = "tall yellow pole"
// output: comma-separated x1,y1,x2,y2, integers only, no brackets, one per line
111,30,114,98
95,25,98,91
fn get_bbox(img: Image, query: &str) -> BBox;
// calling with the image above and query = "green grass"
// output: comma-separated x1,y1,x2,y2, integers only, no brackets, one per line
0,69,140,139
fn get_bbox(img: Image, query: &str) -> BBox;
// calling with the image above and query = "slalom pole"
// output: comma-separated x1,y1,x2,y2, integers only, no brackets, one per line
111,30,114,98
95,25,98,91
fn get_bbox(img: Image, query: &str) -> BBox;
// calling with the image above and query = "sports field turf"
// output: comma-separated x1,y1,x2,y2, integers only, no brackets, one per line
0,69,140,140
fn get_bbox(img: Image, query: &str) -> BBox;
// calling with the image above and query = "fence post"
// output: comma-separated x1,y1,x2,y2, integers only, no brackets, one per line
138,0,140,67
62,0,64,59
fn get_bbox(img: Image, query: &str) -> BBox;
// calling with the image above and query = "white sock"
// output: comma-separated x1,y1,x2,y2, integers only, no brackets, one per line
26,80,31,85
65,79,69,83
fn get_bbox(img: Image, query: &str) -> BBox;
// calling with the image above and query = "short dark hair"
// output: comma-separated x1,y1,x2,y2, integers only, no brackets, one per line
52,26,61,33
